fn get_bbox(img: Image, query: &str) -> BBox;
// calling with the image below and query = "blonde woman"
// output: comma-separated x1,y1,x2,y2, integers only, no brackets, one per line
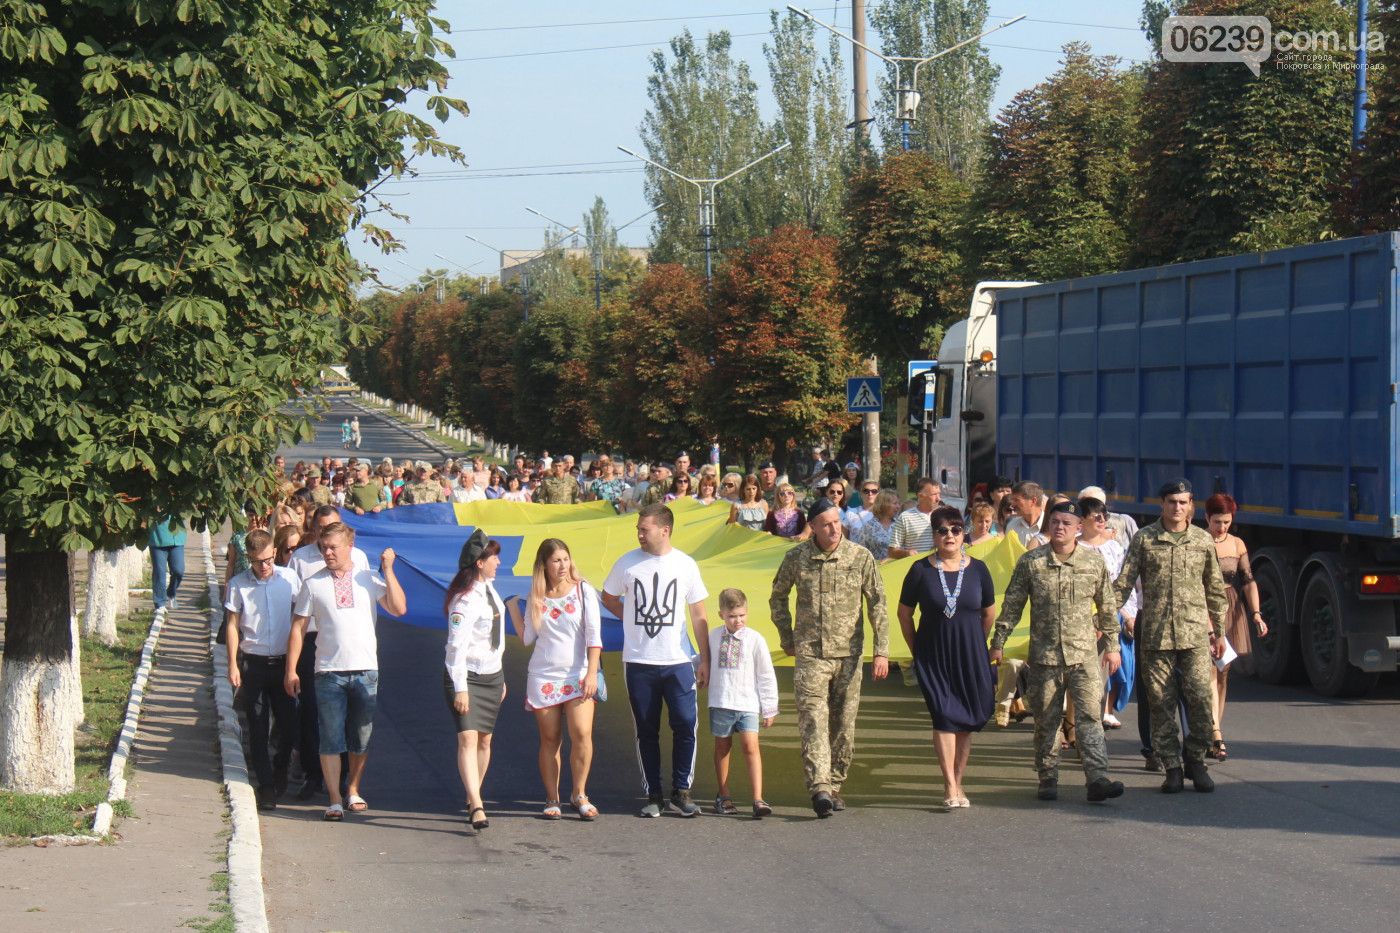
521,539,603,820
762,483,809,540
966,502,999,546
857,490,901,561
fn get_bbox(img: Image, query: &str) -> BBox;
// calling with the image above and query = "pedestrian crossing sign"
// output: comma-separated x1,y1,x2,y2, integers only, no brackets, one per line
847,376,883,413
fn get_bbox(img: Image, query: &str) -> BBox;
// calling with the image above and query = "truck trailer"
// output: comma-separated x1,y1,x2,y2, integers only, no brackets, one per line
915,234,1400,696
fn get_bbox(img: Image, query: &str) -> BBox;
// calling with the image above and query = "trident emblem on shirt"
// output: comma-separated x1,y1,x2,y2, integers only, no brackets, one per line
633,572,677,638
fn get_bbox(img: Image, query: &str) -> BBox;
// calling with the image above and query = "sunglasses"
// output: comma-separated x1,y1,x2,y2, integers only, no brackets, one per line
933,525,965,536
862,488,879,495
722,482,737,487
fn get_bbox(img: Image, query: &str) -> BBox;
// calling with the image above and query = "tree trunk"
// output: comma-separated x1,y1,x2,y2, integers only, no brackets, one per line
83,550,121,646
65,611,85,728
0,548,77,794
116,545,145,615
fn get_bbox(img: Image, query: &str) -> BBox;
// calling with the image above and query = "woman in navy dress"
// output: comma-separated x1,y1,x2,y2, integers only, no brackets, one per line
897,505,997,809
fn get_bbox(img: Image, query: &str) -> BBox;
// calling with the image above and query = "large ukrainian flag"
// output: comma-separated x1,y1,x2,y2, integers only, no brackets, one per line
340,498,1030,663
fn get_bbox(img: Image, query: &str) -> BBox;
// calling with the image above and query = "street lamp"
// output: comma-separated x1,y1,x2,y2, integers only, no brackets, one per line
787,5,1026,152
394,259,447,302
617,141,792,284
525,204,659,309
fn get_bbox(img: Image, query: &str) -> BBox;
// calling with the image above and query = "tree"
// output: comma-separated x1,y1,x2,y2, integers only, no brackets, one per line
706,226,860,475
1341,1,1400,233
592,264,711,460
638,30,765,265
0,0,465,792
839,151,970,368
761,11,850,234
1130,0,1352,264
965,44,1142,282
450,288,523,449
870,0,1001,177
510,294,597,454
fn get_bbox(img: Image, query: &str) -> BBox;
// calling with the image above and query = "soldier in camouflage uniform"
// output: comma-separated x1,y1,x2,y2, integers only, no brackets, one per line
1114,479,1228,793
639,465,673,508
399,461,445,505
304,466,332,507
769,498,889,817
991,500,1124,802
535,460,580,505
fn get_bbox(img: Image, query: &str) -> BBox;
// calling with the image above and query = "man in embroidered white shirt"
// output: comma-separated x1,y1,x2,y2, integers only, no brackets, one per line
706,588,778,819
285,523,406,821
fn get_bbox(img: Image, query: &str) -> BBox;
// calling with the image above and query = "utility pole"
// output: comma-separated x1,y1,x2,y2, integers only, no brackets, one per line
525,204,658,310
851,0,881,488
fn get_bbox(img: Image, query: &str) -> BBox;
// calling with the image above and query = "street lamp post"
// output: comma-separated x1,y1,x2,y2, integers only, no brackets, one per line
525,204,659,310
617,142,792,285
787,6,1025,152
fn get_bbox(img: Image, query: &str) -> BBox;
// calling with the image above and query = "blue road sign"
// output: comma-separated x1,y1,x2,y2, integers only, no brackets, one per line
907,360,936,411
847,376,883,413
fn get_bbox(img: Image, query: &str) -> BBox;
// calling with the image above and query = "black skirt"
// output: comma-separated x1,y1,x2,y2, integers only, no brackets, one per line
443,668,505,734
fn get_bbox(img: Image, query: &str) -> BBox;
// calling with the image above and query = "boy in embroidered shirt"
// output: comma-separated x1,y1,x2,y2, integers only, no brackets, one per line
707,588,779,819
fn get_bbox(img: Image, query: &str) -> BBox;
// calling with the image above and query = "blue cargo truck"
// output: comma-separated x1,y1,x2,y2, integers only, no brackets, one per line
916,234,1400,696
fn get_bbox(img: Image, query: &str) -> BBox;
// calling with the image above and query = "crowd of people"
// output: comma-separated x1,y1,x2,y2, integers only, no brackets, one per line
222,438,1265,826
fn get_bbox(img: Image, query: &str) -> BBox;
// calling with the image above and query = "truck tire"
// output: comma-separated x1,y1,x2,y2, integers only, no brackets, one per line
1250,559,1302,684
1298,573,1379,697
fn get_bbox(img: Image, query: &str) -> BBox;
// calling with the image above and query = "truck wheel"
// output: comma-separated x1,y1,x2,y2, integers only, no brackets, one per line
1298,573,1379,697
1250,560,1301,684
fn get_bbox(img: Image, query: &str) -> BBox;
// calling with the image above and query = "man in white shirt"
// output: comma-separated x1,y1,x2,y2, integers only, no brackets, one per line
602,503,711,818
285,523,406,821
452,470,486,503
1005,481,1047,547
887,478,943,559
288,505,371,800
225,529,300,810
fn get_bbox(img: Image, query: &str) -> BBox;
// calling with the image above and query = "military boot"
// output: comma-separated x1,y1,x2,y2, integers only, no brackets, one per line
1161,766,1184,793
1086,777,1125,802
1036,778,1058,801
1184,759,1215,792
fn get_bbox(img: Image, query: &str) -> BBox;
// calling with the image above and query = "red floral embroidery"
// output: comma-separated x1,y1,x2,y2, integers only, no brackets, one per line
541,683,554,695
561,684,574,696
549,607,561,619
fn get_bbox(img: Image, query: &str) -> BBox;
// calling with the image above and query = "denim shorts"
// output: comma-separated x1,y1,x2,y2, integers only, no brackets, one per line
709,707,760,737
315,670,379,755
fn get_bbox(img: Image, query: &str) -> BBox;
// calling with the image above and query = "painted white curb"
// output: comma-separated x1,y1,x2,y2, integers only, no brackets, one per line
91,600,166,836
203,528,270,933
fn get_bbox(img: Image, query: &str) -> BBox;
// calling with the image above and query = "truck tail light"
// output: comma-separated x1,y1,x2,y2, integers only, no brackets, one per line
1360,573,1400,595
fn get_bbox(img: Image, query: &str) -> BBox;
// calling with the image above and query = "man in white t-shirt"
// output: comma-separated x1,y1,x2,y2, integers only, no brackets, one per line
224,529,301,810
602,503,711,818
887,478,943,559
288,505,370,800
285,523,405,821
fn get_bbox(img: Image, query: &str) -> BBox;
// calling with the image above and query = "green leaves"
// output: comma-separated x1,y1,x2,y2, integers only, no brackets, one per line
1,0,468,550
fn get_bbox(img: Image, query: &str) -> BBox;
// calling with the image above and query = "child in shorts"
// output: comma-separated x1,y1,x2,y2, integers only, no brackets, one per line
707,588,779,818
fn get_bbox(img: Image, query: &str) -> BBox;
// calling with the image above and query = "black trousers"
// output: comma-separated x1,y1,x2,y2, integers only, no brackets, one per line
237,653,296,788
297,632,322,785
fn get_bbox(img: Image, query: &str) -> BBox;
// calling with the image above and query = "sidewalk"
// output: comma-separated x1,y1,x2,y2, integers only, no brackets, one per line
0,534,228,932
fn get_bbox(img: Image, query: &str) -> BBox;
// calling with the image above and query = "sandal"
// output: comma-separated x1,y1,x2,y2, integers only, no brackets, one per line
542,800,562,820
570,794,598,821
752,799,772,819
1210,732,1229,761
469,805,490,830
346,794,369,812
323,803,344,822
714,795,737,815
1061,717,1077,749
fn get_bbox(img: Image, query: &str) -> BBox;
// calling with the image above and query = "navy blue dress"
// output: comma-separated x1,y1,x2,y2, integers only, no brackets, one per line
899,557,996,733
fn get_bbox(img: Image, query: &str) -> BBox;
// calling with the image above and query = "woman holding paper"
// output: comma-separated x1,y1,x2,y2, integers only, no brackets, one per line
521,538,604,821
1205,494,1266,762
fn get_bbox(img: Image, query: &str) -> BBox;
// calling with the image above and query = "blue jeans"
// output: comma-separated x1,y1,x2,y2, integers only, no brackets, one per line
150,544,185,610
315,670,379,755
624,662,697,796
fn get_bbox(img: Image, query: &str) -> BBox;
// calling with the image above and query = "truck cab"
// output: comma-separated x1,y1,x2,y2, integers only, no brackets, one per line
915,282,1035,510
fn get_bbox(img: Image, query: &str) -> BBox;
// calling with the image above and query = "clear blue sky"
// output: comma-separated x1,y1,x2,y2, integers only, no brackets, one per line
358,1,1152,290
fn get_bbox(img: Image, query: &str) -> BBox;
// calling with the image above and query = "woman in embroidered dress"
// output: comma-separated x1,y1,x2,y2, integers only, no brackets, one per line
521,538,603,820
896,505,997,809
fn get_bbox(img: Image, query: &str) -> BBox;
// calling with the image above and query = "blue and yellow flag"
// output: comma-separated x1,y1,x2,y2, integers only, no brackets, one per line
340,499,1030,663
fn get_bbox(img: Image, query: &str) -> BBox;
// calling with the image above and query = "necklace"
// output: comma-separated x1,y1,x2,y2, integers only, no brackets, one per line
935,555,967,618
1213,533,1229,544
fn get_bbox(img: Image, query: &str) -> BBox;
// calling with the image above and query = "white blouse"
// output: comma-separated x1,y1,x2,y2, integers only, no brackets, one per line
445,582,506,691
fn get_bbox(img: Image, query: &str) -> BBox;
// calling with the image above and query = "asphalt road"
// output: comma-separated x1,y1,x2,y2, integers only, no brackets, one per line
282,396,449,468
263,401,1400,933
